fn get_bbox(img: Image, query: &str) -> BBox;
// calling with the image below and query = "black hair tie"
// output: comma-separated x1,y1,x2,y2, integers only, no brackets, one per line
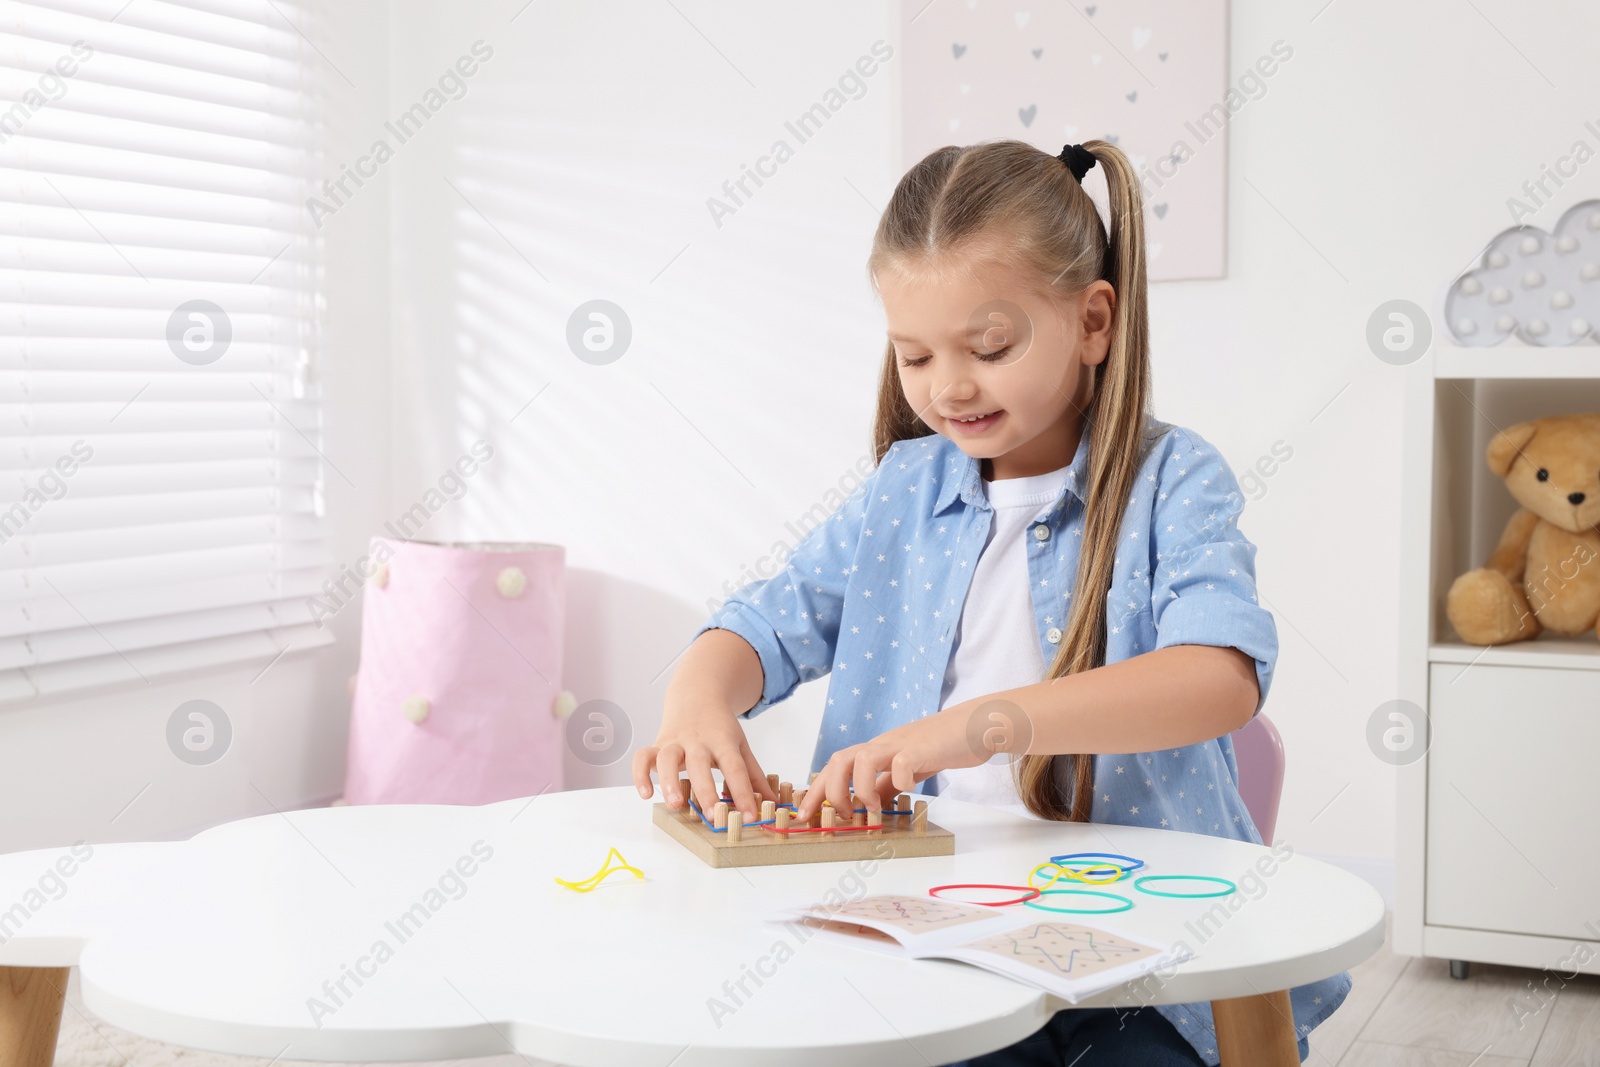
1057,142,1097,183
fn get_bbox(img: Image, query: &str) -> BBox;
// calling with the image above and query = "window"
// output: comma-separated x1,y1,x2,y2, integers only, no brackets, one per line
0,0,333,702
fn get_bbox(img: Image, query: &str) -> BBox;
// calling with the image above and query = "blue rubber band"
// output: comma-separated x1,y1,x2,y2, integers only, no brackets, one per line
1022,889,1133,914
1049,852,1145,874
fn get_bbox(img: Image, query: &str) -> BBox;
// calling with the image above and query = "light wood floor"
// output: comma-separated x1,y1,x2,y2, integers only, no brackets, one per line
50,914,1600,1066
1307,913,1600,1066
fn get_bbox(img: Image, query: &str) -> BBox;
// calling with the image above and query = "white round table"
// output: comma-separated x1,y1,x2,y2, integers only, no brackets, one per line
0,785,1383,1066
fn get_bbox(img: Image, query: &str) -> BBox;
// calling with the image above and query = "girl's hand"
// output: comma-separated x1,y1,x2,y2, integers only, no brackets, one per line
632,695,779,823
793,701,1013,822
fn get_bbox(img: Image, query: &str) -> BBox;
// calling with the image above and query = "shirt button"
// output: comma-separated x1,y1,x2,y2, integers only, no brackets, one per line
1046,627,1063,644
1033,524,1050,541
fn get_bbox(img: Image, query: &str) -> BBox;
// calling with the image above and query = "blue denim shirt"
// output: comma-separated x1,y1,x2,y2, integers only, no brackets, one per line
699,414,1349,1064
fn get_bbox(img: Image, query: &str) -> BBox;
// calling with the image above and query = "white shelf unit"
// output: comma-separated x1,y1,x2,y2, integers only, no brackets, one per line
1398,341,1600,977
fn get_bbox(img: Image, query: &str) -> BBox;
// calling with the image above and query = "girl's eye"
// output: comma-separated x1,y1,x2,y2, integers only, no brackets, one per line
897,347,1011,368
1537,468,1549,482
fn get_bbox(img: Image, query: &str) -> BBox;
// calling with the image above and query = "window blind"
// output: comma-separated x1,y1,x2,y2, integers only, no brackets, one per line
0,0,334,704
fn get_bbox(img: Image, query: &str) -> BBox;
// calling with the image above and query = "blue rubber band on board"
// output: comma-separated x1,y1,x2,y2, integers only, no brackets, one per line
1022,888,1134,914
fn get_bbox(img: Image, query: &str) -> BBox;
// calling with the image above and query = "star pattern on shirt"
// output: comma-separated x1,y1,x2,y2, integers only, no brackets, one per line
696,422,1315,1062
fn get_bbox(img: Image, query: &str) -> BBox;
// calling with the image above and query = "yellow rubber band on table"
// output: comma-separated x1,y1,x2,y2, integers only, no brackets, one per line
554,846,645,892
1027,859,1126,890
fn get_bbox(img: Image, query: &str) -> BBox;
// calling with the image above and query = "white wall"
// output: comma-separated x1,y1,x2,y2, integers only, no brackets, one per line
7,0,1597,884
384,0,902,792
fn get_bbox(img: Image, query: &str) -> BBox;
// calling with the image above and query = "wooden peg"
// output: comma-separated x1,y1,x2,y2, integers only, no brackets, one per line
794,787,806,813
852,807,866,828
779,781,793,805
714,801,729,830
766,773,779,796
820,806,836,836
728,810,743,843
775,807,791,833
894,793,908,816
913,799,928,834
809,771,820,785
761,800,775,822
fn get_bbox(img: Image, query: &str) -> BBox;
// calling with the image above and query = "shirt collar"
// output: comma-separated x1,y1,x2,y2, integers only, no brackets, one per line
932,420,1092,517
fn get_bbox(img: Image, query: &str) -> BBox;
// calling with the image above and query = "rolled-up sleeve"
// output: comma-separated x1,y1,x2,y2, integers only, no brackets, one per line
697,461,880,718
1148,429,1279,717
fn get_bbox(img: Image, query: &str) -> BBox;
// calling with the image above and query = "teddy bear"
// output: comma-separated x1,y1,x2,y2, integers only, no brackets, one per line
1446,413,1600,645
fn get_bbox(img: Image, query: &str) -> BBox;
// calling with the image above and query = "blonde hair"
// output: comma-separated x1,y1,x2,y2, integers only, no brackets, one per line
866,138,1154,822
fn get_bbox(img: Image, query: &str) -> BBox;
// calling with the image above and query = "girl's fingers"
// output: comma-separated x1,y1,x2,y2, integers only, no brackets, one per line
717,751,760,822
797,764,824,820
798,754,845,820
853,751,884,818
804,761,834,820
685,747,719,815
631,746,656,798
874,769,901,810
654,745,686,807
890,752,919,794
825,757,854,816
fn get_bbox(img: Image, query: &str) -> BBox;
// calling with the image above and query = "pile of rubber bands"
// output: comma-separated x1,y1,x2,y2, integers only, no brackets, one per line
929,853,1238,914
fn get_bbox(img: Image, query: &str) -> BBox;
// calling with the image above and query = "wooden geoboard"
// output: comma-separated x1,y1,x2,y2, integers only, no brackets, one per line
651,774,955,868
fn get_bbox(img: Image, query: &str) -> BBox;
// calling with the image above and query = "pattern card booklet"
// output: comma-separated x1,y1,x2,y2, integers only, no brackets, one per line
771,893,1190,1003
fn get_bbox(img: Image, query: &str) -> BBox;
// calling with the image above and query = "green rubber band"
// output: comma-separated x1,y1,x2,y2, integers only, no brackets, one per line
1021,889,1133,914
1133,875,1237,899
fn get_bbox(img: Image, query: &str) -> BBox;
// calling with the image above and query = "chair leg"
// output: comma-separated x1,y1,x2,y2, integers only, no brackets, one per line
1212,989,1300,1066
0,966,68,1067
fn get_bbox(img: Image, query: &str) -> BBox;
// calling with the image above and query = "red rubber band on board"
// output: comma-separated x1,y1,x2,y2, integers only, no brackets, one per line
928,883,1042,907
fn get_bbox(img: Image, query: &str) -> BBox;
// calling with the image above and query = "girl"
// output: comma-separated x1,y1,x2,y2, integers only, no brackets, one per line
632,138,1348,1066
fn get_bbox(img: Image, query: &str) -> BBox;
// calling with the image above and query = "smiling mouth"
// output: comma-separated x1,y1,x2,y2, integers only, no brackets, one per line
946,410,1004,435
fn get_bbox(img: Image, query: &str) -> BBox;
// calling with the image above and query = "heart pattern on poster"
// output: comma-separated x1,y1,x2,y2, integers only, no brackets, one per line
916,1,1227,279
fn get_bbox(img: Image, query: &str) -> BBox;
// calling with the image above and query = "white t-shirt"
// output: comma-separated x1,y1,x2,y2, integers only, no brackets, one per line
933,462,1071,819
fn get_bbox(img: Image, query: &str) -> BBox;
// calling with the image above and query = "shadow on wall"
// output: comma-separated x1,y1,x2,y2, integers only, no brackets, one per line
559,567,710,792
403,74,850,797
560,567,826,794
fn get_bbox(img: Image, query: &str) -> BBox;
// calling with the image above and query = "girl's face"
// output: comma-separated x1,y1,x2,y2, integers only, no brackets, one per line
879,252,1115,481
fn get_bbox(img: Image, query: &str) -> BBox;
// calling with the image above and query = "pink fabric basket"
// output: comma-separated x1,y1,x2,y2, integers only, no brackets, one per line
342,538,567,806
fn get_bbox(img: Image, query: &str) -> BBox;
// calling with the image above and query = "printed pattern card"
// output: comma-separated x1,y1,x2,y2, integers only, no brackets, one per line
772,894,1188,1003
